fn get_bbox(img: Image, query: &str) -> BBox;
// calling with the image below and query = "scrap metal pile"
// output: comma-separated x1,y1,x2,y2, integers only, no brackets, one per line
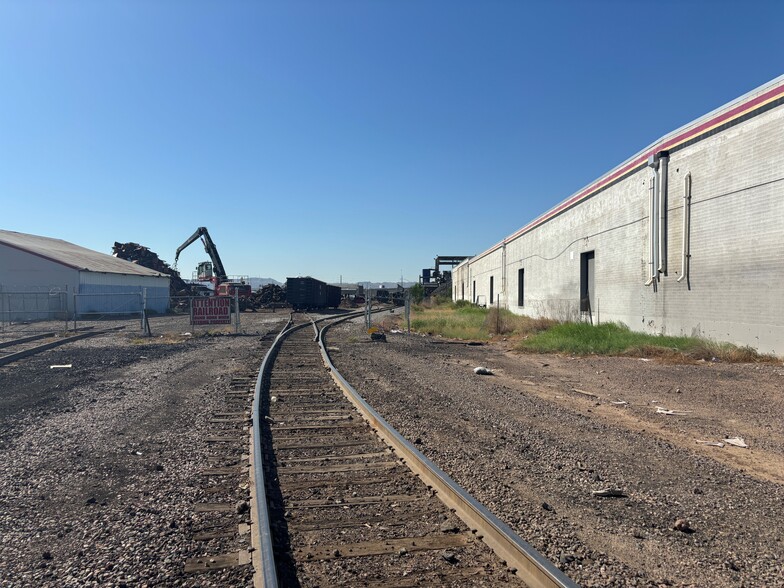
248,283,286,308
112,242,192,295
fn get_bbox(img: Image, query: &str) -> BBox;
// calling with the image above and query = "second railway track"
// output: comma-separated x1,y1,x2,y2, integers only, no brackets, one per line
252,313,576,588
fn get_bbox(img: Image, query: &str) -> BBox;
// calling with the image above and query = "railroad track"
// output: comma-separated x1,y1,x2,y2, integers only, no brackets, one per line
251,313,577,588
0,326,124,367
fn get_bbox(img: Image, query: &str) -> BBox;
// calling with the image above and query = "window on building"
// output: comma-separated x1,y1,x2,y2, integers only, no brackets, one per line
489,276,494,305
518,268,524,306
472,280,476,303
461,281,465,300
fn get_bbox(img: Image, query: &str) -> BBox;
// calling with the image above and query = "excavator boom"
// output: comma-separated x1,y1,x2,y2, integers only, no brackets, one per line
174,227,228,281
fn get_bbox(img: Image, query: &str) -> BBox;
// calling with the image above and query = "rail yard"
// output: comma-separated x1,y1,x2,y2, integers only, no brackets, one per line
1,310,782,587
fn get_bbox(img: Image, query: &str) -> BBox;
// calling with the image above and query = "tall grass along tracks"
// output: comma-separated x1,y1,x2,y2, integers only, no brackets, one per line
251,311,576,587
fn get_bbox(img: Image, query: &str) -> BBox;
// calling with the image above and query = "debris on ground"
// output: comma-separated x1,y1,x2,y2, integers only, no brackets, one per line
592,488,627,498
656,406,692,415
572,388,599,399
723,437,749,448
49,364,72,369
673,518,694,533
474,366,493,375
696,440,725,448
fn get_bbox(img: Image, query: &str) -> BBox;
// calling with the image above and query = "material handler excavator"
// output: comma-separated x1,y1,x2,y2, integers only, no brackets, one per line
174,227,254,310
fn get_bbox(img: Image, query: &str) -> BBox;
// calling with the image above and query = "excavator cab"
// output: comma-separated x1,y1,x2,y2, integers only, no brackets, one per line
196,261,215,281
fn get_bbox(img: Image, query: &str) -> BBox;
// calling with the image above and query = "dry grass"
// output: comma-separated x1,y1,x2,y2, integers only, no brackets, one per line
483,307,555,337
684,340,778,363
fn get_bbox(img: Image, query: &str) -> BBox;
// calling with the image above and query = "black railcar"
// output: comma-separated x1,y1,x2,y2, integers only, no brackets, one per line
326,284,342,308
286,277,327,310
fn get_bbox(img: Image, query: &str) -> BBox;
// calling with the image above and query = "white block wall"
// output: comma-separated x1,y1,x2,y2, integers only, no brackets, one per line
454,81,784,355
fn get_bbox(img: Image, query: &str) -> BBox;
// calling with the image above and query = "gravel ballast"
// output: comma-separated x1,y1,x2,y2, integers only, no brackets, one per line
0,314,284,588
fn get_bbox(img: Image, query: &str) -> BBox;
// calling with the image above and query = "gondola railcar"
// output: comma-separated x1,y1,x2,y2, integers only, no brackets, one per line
326,284,342,308
286,277,342,310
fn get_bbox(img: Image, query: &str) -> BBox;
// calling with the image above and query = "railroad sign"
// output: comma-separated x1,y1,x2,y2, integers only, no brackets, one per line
191,296,232,325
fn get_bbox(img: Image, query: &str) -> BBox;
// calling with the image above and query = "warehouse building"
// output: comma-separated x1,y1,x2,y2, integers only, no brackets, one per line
453,75,784,355
0,230,170,321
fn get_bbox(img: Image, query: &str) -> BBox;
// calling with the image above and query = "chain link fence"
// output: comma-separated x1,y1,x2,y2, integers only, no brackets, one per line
0,285,258,339
0,286,71,337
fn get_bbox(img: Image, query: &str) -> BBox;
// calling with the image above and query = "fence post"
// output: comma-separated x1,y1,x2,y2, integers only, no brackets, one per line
234,290,240,334
405,292,411,334
62,289,68,331
496,295,500,334
142,288,151,336
73,292,78,331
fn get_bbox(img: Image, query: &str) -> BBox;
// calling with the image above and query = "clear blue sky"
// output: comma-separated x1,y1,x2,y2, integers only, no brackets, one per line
1,1,782,284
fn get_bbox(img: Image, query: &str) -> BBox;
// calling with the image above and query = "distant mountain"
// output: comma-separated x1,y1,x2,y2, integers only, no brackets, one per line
248,277,283,289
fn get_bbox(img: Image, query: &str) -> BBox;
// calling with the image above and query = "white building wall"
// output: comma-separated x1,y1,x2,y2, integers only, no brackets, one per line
79,272,170,314
454,84,784,355
0,243,78,292
0,244,78,320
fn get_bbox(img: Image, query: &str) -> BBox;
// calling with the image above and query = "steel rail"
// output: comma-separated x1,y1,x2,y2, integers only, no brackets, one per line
250,310,370,587
0,326,125,367
0,327,94,350
318,314,579,588
251,314,294,588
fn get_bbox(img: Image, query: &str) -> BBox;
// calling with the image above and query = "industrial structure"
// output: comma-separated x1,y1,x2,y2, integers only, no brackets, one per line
421,255,470,297
453,75,784,354
0,230,170,321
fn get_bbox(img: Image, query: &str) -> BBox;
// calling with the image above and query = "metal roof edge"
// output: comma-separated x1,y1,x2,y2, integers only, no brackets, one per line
0,239,83,271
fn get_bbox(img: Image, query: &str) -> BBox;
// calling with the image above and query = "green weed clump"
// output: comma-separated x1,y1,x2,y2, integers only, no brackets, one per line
518,322,696,355
410,303,489,340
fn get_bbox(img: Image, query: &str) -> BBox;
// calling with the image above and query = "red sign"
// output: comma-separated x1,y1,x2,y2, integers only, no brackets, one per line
192,296,232,325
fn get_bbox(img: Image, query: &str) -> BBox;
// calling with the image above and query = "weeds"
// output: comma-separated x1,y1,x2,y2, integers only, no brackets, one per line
411,303,490,340
518,322,693,355
483,307,555,336
518,321,774,362
408,303,772,363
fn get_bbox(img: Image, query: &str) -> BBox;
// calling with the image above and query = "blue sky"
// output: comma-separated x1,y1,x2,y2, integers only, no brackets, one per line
1,1,782,284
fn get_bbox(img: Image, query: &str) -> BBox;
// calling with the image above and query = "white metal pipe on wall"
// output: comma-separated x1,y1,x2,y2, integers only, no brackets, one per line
646,157,659,286
677,173,692,283
658,152,669,275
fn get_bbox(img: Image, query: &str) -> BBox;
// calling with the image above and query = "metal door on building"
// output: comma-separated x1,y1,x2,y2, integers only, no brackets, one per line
580,251,595,318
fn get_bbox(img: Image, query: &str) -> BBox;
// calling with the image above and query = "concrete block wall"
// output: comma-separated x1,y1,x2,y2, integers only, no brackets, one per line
453,78,784,354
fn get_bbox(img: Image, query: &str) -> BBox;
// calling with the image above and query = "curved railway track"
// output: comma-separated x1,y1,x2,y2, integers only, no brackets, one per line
251,312,577,588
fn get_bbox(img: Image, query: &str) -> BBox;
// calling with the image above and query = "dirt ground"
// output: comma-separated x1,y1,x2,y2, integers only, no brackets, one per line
327,314,784,588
